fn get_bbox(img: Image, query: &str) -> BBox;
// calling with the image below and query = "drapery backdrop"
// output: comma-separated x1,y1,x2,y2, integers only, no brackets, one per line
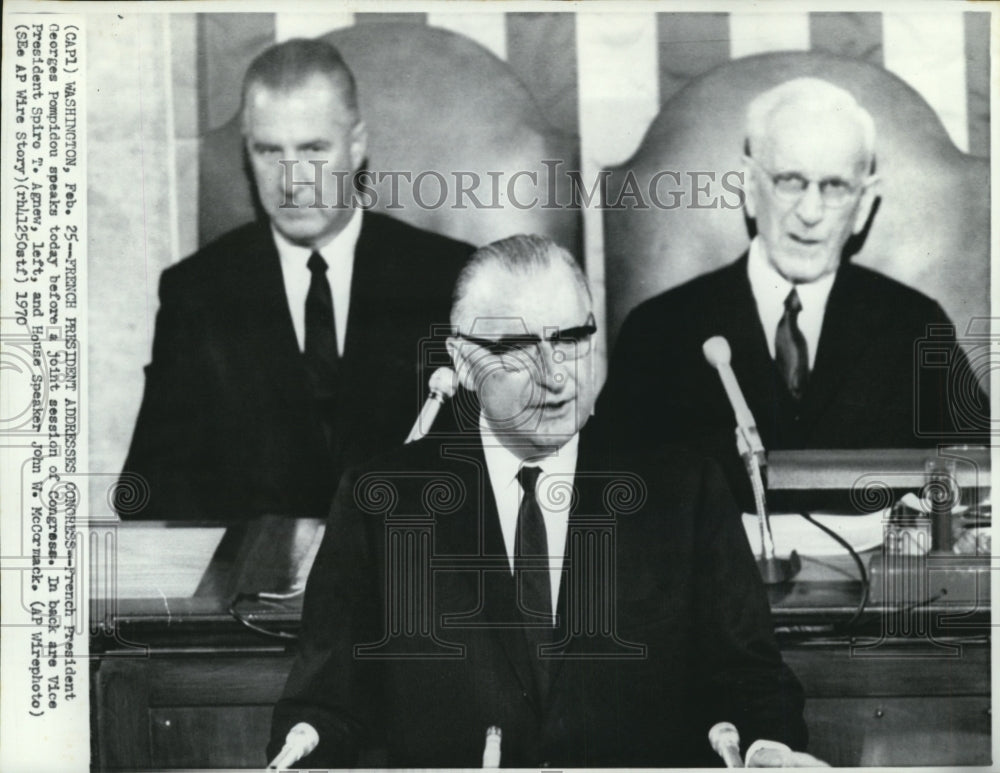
88,9,991,517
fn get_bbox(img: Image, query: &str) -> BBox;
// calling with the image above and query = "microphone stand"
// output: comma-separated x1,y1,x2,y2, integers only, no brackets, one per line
735,425,799,585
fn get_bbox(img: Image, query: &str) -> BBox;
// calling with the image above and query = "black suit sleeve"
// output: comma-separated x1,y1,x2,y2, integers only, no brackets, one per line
690,457,808,754
114,267,216,519
268,467,383,767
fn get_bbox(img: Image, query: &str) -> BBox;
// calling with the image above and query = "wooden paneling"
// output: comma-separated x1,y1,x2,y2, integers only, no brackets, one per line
782,638,988,696
93,639,990,769
94,660,153,770
147,656,291,705
806,696,991,767
95,655,293,770
149,706,273,769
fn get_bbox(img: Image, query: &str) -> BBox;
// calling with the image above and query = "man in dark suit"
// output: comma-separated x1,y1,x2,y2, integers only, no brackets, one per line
115,39,471,520
599,77,988,507
268,235,817,768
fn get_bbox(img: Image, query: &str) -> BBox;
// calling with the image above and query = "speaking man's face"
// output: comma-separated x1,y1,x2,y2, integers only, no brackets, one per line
745,107,876,284
449,263,598,457
243,74,367,248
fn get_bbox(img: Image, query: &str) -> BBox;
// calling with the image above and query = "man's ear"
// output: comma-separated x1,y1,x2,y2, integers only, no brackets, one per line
446,337,477,393
852,175,880,235
350,120,368,172
740,155,757,219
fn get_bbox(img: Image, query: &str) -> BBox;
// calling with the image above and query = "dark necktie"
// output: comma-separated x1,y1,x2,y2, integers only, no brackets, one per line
304,252,339,397
775,287,808,400
515,464,553,699
515,465,552,625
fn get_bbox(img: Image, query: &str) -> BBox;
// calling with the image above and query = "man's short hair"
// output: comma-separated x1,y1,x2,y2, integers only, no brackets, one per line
241,38,359,125
451,234,591,331
745,77,876,169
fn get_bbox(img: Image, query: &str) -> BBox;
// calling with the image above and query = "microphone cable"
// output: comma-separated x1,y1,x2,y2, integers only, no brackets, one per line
228,590,301,641
797,511,870,633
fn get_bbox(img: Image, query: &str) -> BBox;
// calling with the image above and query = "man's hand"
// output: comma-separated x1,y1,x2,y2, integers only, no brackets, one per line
746,740,829,767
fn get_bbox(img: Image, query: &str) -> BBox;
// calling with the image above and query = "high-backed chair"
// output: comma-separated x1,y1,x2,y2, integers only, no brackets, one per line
198,22,582,255
604,51,989,364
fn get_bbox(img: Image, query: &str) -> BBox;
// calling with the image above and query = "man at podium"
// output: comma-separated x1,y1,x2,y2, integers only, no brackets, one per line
268,235,819,767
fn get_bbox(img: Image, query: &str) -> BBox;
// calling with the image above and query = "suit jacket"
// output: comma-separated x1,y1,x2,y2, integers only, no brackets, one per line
597,255,989,506
116,212,472,520
269,427,807,767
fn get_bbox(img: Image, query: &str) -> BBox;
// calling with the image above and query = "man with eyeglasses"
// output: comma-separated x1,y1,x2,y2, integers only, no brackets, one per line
600,77,987,508
268,234,814,767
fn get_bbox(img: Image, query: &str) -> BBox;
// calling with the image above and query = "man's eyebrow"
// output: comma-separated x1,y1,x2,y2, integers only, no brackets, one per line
486,332,542,343
556,323,592,335
297,140,331,150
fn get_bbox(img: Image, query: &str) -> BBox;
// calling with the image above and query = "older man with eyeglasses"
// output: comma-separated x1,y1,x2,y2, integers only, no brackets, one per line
268,234,815,768
600,77,988,509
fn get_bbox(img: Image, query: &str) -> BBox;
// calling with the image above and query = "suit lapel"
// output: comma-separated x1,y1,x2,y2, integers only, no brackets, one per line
802,264,874,425
341,212,377,362
341,211,410,362
229,223,312,406
430,443,540,709
714,256,776,429
335,213,409,445
544,430,622,700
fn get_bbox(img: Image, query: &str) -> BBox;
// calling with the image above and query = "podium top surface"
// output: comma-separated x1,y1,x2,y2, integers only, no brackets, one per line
767,447,991,490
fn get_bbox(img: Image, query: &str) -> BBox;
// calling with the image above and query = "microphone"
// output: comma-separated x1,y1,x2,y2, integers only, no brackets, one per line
268,722,319,769
405,367,457,444
702,337,764,460
708,722,744,768
703,337,798,584
482,725,502,768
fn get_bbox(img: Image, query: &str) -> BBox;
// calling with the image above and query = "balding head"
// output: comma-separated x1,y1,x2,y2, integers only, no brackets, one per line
451,234,591,334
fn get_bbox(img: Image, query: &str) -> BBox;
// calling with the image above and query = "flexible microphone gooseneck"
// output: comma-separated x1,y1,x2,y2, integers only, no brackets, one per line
702,337,798,584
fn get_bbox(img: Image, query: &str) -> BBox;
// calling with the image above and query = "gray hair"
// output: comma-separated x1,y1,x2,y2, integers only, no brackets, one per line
451,234,591,332
745,77,876,170
241,38,359,130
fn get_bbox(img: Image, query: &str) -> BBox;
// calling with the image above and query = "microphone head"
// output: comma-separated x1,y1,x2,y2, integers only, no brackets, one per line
287,722,319,754
429,367,457,399
708,721,740,751
702,336,732,368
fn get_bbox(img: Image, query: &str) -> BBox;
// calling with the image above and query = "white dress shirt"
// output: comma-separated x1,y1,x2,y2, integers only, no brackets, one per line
746,237,836,370
480,422,579,620
272,207,363,356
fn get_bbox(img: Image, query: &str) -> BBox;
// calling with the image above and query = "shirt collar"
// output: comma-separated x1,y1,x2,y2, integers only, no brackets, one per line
479,419,580,493
747,237,836,306
747,236,837,364
271,206,363,268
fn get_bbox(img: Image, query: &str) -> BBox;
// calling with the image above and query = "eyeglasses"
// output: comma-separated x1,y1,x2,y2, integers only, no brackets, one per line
456,313,597,368
749,156,867,209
